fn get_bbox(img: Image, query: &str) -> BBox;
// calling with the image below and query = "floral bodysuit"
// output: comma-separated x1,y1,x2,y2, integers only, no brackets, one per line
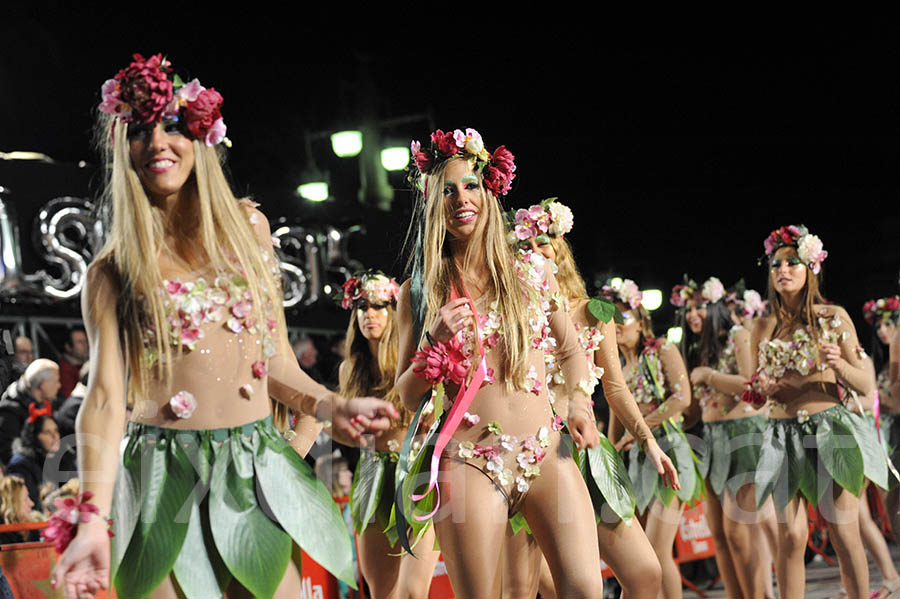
757,312,849,379
444,251,591,509
623,339,684,420
136,201,282,423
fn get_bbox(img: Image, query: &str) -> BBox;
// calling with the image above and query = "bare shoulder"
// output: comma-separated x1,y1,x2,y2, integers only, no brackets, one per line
815,303,849,320
84,258,121,306
238,199,272,239
752,314,777,338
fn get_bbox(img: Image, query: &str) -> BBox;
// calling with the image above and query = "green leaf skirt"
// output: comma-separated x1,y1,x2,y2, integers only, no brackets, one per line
626,419,704,513
754,404,889,512
110,416,355,599
350,450,397,537
699,415,767,498
879,412,900,491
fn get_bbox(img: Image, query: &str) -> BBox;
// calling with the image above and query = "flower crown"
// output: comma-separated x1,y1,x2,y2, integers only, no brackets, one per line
599,278,643,310
100,53,229,147
863,296,900,326
410,127,516,196
340,270,400,310
670,275,724,308
762,224,827,275
510,198,574,241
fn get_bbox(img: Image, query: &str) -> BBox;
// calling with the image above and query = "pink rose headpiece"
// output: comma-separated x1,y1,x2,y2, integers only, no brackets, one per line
670,275,699,308
599,278,643,310
409,127,516,197
100,53,229,147
762,224,827,275
506,198,574,242
863,296,900,326
339,269,400,310
671,275,723,309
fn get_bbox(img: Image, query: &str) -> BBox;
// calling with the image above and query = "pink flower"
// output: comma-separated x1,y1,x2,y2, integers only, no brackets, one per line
169,391,197,419
205,117,227,146
482,146,516,196
552,414,564,431
251,361,267,378
453,129,467,148
176,78,205,103
484,367,496,385
166,280,185,295
42,492,109,554
473,444,499,459
227,318,243,334
410,140,421,154
414,151,432,173
763,235,777,256
411,337,471,385
231,301,251,319
463,412,481,426
341,277,360,309
180,328,201,347
431,129,459,157
185,88,223,142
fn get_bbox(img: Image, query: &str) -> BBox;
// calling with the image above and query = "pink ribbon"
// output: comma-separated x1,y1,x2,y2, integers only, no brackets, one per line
411,280,486,520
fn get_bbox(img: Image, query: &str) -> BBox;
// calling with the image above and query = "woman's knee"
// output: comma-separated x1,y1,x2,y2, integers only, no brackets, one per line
777,521,808,555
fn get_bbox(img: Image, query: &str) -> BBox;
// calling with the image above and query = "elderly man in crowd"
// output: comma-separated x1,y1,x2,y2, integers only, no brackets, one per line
0,359,60,465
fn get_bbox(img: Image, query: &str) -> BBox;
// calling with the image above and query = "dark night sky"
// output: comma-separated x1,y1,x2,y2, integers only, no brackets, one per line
3,6,898,340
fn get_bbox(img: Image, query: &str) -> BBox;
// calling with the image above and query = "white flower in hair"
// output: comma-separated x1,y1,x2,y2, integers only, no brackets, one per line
797,234,828,275
701,277,725,304
547,202,574,237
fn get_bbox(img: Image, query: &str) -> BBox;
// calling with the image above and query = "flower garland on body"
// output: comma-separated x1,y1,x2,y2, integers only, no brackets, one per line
409,127,516,197
863,296,900,326
100,53,229,147
762,224,828,274
339,270,401,310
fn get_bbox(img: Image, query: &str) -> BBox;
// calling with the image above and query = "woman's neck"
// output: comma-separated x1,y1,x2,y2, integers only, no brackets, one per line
367,337,380,361
619,342,639,366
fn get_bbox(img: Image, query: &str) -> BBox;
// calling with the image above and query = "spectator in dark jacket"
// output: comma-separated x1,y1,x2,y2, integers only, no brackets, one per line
8,412,75,513
0,359,59,465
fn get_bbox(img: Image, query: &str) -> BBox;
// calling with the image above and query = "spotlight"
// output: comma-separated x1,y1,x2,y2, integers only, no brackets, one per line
609,277,623,289
330,131,363,158
641,289,662,311
666,327,684,345
380,147,410,171
296,182,329,202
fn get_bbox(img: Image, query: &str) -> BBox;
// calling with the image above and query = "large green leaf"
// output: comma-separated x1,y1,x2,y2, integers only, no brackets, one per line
755,423,786,509
253,429,355,586
786,423,816,506
391,396,436,556
708,424,730,496
172,493,232,597
587,298,617,324
115,435,195,598
724,420,763,497
847,413,888,490
587,436,636,522
209,435,292,598
817,416,865,499
671,428,697,503
350,451,386,534
110,436,141,583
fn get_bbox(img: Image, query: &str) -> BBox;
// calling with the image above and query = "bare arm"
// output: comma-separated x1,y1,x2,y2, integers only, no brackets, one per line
394,279,434,411
821,306,874,396
702,327,752,396
593,319,653,446
643,342,692,430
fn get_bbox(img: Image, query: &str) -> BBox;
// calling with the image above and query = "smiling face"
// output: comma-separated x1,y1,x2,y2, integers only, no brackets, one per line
877,321,897,346
685,300,707,335
442,159,484,243
356,301,389,342
770,246,808,297
128,120,196,202
518,233,556,261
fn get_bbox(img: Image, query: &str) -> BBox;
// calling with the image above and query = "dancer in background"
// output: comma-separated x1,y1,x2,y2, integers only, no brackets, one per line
504,199,677,598
396,128,606,597
51,54,397,599
746,225,884,599
340,270,440,599
605,279,700,599
678,276,775,598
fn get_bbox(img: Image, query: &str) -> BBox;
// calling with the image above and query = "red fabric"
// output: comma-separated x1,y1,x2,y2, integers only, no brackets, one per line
58,360,81,400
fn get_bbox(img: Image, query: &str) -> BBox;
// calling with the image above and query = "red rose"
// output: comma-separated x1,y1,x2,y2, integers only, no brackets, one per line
115,53,173,124
184,88,224,140
886,297,900,311
482,145,516,196
414,151,432,173
779,228,794,245
431,130,459,157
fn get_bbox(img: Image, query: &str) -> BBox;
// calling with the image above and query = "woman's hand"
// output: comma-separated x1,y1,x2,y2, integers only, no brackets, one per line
644,438,681,491
820,342,846,371
753,371,781,396
428,298,473,343
690,366,713,386
614,431,634,452
51,519,110,599
568,408,600,450
329,396,400,443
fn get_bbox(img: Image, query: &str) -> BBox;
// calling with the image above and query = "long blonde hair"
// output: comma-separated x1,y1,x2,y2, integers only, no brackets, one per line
339,304,407,426
0,477,29,525
417,158,532,390
92,115,286,401
548,236,587,301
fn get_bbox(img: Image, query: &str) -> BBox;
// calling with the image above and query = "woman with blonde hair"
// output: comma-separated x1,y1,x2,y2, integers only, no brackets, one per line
503,199,678,598
746,225,886,599
339,270,440,598
394,128,609,596
604,279,701,599
0,476,40,544
50,54,397,599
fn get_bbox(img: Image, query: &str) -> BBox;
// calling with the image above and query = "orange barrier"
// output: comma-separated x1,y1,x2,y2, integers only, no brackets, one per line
674,500,718,598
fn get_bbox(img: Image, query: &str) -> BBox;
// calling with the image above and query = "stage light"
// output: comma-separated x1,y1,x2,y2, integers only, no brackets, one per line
641,289,662,311
609,277,623,289
323,284,332,294
380,147,410,171
296,182,329,202
331,131,363,158
667,327,683,345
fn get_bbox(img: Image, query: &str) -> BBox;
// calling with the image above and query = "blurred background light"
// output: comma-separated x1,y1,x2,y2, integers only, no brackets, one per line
666,327,683,344
297,182,329,202
641,289,663,311
330,131,363,158
380,147,410,171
